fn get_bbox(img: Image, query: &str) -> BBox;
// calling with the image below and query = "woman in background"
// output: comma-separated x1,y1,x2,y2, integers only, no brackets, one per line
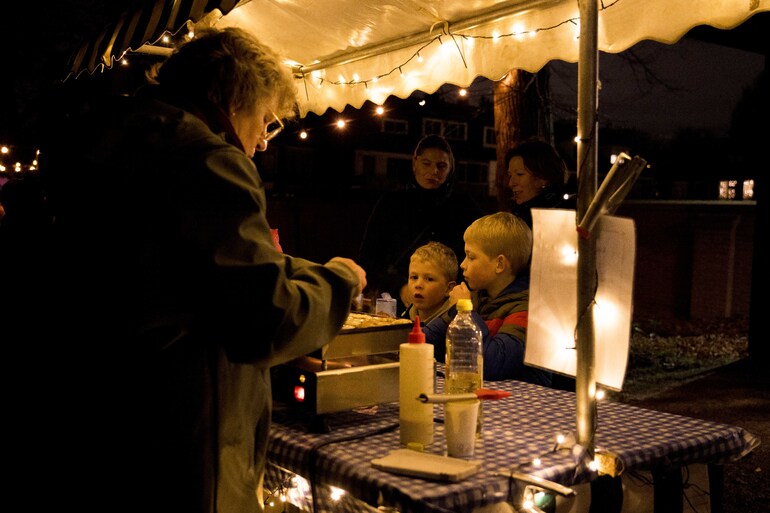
505,137,576,228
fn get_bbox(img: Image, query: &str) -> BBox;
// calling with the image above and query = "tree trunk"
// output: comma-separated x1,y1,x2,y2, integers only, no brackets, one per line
493,67,553,211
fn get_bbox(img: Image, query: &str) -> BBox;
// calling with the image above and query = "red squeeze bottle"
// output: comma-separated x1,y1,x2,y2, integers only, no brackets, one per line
399,316,435,447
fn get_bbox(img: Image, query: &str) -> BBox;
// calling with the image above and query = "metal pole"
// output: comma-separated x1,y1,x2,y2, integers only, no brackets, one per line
575,0,598,453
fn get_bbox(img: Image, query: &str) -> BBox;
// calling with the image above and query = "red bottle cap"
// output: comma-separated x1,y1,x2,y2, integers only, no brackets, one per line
408,316,425,344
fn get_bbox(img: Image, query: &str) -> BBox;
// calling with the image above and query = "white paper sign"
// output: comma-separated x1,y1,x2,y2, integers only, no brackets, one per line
525,209,635,390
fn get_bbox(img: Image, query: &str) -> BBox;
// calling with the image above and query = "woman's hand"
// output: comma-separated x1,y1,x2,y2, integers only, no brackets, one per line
330,257,367,295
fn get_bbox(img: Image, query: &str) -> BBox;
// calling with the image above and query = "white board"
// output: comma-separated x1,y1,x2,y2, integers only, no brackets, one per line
526,209,635,391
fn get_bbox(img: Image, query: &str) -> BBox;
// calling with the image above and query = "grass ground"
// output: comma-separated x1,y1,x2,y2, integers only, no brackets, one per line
615,315,768,513
608,316,750,402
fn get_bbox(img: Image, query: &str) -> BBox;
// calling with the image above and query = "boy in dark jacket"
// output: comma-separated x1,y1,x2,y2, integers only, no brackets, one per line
424,212,551,386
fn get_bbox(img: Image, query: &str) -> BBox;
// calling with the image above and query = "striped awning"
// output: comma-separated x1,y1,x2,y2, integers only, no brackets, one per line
66,0,241,79
66,0,770,116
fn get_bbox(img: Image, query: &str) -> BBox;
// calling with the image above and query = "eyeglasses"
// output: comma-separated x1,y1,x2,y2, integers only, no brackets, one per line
264,110,284,142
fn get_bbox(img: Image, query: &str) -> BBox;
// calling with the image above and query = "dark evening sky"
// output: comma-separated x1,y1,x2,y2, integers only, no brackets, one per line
549,37,766,139
2,2,141,144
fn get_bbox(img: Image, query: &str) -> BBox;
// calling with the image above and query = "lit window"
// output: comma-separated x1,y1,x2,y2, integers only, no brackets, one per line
718,180,738,200
743,179,754,200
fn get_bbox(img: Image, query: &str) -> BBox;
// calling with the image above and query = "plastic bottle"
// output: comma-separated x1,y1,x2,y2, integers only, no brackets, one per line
445,298,484,436
399,316,435,447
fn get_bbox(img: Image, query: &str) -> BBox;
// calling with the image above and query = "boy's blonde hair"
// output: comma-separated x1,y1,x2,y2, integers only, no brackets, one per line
410,242,458,282
464,212,532,274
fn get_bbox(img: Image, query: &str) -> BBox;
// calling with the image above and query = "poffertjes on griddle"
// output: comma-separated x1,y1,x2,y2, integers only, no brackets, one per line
342,312,412,330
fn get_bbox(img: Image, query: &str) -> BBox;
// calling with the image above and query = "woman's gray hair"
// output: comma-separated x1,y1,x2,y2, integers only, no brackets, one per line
153,27,297,119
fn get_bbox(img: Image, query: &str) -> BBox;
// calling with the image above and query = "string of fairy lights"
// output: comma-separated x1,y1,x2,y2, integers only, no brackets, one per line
3,0,601,173
287,0,620,126
114,0,613,120
294,7,591,90
0,145,39,175
4,0,628,174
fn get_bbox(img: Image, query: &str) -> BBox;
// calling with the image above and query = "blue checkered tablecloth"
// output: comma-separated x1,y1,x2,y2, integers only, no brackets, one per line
265,374,759,513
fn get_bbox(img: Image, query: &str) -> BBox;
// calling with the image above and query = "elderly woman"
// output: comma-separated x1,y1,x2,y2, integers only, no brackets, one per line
505,137,576,228
35,28,366,513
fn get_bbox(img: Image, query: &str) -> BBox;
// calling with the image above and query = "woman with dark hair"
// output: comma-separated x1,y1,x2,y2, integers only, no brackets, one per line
505,137,576,228
358,134,485,314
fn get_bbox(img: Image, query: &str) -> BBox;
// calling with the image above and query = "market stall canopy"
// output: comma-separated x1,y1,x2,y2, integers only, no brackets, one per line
66,0,769,116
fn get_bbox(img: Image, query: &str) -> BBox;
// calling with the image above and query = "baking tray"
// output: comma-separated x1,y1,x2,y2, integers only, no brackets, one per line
316,314,412,360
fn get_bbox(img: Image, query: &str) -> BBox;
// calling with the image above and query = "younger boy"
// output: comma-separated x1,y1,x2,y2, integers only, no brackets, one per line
401,242,458,324
424,212,551,386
